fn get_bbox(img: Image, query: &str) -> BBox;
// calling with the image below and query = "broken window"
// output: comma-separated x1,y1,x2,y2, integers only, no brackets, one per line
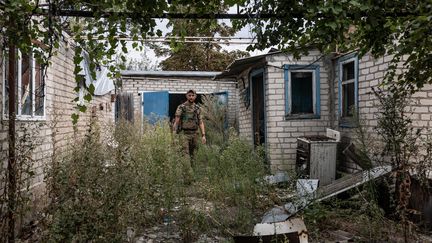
284,65,320,118
2,50,46,119
339,56,358,119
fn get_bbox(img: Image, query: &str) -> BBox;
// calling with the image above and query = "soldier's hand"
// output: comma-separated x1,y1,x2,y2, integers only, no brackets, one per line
201,135,206,144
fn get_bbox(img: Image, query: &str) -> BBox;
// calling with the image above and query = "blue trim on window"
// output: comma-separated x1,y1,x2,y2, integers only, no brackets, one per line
284,64,321,118
337,53,359,126
284,65,290,114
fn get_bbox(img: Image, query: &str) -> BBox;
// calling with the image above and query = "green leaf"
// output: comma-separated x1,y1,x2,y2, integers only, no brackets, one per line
71,113,79,125
78,105,87,113
84,94,92,102
88,84,95,95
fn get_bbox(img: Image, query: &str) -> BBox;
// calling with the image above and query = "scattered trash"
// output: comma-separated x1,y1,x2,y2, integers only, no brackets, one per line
234,217,308,243
296,179,319,198
262,166,391,222
261,206,289,223
263,171,290,185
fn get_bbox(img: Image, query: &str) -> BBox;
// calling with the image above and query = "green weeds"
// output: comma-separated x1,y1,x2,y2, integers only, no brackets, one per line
45,113,271,241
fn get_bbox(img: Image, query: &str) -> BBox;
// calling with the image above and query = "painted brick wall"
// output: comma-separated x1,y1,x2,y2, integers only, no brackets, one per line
0,40,115,195
237,68,254,145
120,75,238,126
236,51,332,172
334,52,432,172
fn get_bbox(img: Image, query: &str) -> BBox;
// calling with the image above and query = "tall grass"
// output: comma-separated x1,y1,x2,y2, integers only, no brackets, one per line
45,95,273,241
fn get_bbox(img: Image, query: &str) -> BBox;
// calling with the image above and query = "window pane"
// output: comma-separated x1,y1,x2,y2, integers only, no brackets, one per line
342,61,355,81
291,71,313,114
343,82,355,117
21,54,32,115
34,62,45,116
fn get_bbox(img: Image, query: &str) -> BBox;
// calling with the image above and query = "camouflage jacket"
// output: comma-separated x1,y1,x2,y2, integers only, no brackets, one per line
175,102,202,131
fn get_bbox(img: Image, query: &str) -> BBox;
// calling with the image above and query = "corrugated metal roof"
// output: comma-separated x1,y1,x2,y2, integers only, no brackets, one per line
215,50,281,79
121,70,222,78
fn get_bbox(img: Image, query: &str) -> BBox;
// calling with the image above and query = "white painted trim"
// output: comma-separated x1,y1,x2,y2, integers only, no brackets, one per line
2,50,47,121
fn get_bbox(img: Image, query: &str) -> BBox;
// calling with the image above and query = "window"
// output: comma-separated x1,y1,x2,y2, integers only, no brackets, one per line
2,50,45,119
338,54,358,124
284,64,320,119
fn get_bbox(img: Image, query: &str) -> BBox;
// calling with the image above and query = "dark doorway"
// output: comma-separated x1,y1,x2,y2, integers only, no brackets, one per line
168,93,203,122
251,70,265,146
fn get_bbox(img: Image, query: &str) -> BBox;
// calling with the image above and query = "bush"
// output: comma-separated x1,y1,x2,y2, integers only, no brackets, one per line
45,120,186,242
193,131,271,234
45,96,274,241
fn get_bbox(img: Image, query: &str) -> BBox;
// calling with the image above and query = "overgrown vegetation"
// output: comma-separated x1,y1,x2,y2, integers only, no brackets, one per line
45,120,184,242
0,123,41,240
373,84,432,241
298,80,432,242
303,192,404,242
43,95,272,242
325,83,432,241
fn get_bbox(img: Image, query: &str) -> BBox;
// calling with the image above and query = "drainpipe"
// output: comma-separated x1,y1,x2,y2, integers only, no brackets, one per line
7,45,16,243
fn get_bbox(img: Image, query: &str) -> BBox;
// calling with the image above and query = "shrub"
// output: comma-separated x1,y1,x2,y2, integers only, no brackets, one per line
45,96,274,241
45,120,186,242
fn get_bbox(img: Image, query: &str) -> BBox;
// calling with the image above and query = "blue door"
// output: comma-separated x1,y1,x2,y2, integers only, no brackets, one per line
142,91,169,124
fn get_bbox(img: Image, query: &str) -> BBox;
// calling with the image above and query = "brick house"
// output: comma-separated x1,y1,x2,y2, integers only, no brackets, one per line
215,50,432,173
0,39,115,198
120,70,238,126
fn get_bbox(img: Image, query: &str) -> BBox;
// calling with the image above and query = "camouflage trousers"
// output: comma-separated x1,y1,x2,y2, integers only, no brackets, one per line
181,131,198,162
180,130,198,184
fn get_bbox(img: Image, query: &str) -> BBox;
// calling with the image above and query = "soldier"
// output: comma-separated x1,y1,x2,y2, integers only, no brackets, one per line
173,89,206,162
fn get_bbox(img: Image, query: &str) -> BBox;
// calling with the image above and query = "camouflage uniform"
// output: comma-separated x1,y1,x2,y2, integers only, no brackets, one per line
175,101,203,161
174,101,203,184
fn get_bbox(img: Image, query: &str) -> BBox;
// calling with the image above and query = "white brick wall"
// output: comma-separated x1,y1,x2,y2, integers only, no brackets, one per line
0,41,115,195
237,52,332,172
334,52,432,171
120,75,238,126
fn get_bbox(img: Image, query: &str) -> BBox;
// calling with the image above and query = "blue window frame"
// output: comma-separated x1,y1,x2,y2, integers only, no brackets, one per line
338,53,358,126
284,64,320,119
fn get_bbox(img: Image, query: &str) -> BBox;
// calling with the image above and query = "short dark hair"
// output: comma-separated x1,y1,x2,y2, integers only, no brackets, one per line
187,89,196,95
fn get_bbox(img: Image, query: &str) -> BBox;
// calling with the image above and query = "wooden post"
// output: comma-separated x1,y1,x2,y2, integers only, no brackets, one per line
7,45,16,243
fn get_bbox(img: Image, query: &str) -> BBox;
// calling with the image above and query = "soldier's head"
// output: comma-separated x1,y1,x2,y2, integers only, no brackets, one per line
186,89,197,103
